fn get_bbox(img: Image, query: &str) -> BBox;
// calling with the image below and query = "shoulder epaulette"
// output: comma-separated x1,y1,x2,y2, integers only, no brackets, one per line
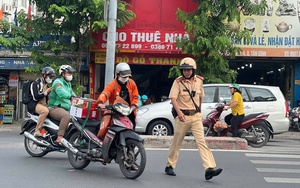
196,75,204,80
175,76,184,82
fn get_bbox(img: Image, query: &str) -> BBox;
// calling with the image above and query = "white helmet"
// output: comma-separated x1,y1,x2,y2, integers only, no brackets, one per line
180,57,196,70
116,62,132,77
59,65,75,75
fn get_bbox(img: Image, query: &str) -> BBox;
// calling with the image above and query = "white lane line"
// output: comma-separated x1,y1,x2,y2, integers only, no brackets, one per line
264,177,300,183
251,160,300,165
246,153,300,158
257,168,300,173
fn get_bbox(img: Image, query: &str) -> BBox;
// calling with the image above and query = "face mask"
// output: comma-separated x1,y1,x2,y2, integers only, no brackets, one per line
45,77,53,84
65,75,73,82
118,76,128,83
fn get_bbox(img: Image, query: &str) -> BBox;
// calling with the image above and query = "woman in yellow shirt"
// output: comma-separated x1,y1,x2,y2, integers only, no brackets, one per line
224,83,245,137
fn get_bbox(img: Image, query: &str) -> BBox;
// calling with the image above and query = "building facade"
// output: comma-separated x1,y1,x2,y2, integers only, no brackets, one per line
90,0,300,108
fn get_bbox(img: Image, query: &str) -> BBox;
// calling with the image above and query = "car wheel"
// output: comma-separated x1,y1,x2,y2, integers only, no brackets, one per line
147,120,172,136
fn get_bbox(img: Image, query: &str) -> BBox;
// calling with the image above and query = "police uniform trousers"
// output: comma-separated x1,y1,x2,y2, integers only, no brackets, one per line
166,112,216,170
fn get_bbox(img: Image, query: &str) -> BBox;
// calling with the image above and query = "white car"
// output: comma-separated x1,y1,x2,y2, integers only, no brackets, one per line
135,84,290,136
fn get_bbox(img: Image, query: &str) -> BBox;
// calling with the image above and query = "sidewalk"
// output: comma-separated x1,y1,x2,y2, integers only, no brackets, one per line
1,119,299,150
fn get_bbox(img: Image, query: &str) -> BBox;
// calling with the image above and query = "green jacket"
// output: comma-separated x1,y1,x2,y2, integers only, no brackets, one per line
48,77,76,111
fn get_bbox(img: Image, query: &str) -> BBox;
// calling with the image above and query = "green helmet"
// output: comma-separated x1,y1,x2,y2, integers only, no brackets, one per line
230,83,240,91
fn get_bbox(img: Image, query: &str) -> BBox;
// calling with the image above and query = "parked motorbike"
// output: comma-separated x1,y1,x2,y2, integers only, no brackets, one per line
20,113,85,158
289,107,300,131
66,100,146,179
203,103,273,148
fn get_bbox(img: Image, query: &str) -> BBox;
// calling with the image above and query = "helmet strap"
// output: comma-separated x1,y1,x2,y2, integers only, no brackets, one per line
181,70,195,79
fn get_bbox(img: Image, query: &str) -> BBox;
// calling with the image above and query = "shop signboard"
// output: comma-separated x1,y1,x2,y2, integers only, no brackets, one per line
8,76,19,87
0,35,71,51
0,58,34,69
90,0,198,54
91,0,300,58
94,52,187,66
0,58,88,70
236,0,300,57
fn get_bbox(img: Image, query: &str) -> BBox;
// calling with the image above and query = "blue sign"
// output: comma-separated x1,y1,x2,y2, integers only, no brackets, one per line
0,35,71,51
0,58,33,69
0,58,88,70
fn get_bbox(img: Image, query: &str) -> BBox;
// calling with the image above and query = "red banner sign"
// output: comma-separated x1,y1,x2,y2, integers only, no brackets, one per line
90,0,198,54
94,52,189,66
91,30,190,53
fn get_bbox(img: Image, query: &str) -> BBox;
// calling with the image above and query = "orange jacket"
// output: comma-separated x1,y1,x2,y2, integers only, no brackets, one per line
96,78,139,108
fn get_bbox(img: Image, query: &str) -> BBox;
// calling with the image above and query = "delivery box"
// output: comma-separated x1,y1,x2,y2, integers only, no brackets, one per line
70,97,100,120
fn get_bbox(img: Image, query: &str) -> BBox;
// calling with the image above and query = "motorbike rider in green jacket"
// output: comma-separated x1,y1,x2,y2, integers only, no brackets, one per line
48,65,76,144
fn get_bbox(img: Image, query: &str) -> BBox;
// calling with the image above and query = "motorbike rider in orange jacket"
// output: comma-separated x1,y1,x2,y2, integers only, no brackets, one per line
97,62,139,130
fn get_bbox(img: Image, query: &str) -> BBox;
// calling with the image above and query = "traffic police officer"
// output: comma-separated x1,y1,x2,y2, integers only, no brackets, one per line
165,57,222,180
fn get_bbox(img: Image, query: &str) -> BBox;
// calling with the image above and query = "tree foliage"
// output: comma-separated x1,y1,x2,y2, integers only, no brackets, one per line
0,0,135,95
170,0,268,83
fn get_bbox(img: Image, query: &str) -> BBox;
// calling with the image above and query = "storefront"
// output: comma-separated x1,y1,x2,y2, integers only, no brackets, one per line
89,0,300,107
0,57,89,121
89,0,197,101
234,0,300,107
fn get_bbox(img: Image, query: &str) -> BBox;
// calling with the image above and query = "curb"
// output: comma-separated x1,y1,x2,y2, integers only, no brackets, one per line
1,125,248,150
141,135,248,150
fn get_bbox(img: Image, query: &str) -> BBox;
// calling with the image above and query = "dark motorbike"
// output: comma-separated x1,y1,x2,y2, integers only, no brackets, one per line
66,101,146,179
203,103,273,148
20,113,85,157
289,107,300,131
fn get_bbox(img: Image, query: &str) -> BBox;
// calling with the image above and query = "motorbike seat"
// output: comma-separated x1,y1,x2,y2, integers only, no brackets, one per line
31,112,60,125
242,113,264,122
76,118,100,127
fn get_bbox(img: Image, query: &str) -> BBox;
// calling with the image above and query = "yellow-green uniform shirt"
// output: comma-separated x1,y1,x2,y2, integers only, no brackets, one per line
168,76,204,110
231,92,244,116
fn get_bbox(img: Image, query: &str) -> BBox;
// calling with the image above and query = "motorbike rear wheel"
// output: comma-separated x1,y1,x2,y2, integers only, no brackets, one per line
118,139,146,179
67,131,90,169
247,124,270,148
24,126,48,157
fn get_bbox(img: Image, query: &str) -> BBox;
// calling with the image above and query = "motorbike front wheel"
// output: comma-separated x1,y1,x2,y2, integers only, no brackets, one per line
24,126,48,157
118,139,146,179
295,122,300,132
67,131,90,169
247,124,270,148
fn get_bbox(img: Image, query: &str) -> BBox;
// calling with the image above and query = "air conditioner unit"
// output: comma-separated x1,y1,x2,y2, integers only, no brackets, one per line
3,4,12,13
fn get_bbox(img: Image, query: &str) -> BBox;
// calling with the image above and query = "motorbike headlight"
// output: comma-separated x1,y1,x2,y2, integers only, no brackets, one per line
113,103,132,116
137,108,149,116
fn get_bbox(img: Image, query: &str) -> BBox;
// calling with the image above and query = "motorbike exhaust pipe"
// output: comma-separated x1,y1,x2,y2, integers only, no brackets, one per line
24,131,53,148
60,138,87,158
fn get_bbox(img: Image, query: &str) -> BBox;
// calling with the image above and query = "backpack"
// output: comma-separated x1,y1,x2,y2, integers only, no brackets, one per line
22,80,34,105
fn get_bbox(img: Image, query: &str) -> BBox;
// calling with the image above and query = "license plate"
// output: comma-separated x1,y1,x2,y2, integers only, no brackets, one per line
293,118,298,122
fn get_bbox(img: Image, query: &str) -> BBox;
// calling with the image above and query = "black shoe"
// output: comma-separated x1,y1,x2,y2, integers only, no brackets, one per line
205,168,222,180
165,166,176,176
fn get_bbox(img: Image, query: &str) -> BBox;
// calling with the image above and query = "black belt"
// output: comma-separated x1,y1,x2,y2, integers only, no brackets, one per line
181,109,200,116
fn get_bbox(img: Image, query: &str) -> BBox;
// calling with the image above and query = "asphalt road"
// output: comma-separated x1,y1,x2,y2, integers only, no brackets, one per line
0,130,300,188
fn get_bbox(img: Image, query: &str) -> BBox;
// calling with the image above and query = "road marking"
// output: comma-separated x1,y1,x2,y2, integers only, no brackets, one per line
251,160,300,165
257,168,300,173
264,177,300,184
246,153,300,159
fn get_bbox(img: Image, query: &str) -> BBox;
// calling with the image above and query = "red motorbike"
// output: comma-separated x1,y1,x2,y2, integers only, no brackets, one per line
65,98,146,179
203,103,273,148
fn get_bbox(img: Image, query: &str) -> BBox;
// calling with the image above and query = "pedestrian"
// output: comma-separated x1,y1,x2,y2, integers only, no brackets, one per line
138,95,143,107
141,95,150,105
48,65,76,144
165,57,222,180
27,67,55,137
224,83,245,137
97,62,139,130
